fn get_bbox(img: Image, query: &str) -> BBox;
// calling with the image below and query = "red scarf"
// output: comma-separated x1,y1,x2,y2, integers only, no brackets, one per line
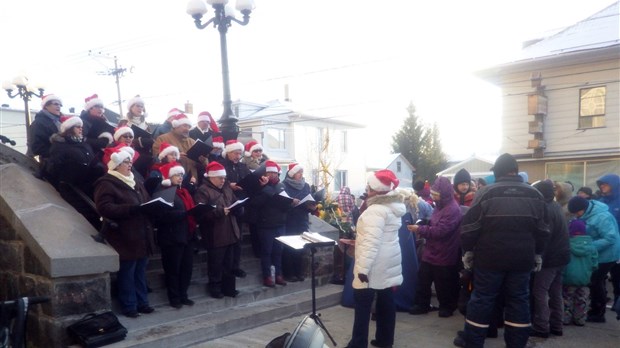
176,187,196,235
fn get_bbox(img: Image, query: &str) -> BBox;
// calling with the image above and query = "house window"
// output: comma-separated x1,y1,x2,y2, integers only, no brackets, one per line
266,128,286,150
545,159,620,188
397,161,402,173
334,170,348,191
579,86,606,128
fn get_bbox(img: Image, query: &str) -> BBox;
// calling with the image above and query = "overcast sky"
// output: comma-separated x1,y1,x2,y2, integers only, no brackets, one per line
0,0,616,160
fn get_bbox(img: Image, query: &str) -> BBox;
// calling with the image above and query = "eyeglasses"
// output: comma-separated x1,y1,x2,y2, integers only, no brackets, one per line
92,105,104,109
49,102,62,107
121,160,132,165
133,104,145,108
121,134,134,139
252,149,263,153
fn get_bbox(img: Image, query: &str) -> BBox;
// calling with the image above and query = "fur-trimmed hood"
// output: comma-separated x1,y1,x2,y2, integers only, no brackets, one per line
366,190,406,216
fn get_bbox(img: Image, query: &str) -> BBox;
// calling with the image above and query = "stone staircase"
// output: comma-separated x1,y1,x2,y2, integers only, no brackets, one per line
104,231,343,347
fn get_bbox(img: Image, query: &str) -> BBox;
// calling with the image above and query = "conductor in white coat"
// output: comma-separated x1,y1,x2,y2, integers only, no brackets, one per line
346,170,406,348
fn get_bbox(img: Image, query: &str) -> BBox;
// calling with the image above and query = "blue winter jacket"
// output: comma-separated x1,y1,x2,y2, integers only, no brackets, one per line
581,200,620,263
597,174,620,228
563,235,598,286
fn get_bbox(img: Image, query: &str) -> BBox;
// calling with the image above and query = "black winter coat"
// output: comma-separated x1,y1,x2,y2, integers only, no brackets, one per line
47,134,106,193
189,127,214,143
29,110,60,158
152,186,192,247
80,110,115,154
249,182,292,228
222,158,251,199
284,180,312,234
94,174,154,261
541,200,571,268
461,176,551,272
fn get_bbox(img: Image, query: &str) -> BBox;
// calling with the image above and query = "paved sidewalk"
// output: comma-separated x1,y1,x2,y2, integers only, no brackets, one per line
202,305,619,348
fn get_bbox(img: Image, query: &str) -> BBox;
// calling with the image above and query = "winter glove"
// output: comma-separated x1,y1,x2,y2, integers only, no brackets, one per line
533,254,543,272
357,273,369,283
462,251,474,270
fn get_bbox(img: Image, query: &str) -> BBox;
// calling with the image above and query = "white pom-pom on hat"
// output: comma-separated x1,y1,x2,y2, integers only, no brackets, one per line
367,169,399,192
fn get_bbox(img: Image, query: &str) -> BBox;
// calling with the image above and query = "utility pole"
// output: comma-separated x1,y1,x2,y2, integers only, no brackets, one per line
89,51,131,116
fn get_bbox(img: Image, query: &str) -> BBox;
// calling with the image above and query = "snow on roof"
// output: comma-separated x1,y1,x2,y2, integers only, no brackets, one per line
516,2,619,61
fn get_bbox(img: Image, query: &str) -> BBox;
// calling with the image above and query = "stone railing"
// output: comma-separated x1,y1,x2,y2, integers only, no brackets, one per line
0,163,119,347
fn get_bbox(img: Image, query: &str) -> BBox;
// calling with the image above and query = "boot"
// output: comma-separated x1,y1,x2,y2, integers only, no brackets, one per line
222,274,239,297
275,275,287,286
264,277,275,288
208,282,224,299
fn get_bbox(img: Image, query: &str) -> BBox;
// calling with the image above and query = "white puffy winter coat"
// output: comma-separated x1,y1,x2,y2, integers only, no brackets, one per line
352,191,406,290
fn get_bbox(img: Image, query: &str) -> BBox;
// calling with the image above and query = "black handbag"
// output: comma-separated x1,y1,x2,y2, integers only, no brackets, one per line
67,311,127,348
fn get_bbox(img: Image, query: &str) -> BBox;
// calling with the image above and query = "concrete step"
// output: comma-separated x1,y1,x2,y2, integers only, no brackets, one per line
105,283,344,348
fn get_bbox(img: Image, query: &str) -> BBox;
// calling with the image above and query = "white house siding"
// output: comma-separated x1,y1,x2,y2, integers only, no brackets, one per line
499,59,620,157
0,108,28,154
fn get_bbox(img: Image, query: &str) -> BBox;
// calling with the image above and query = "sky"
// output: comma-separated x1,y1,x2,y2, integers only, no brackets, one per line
0,0,617,161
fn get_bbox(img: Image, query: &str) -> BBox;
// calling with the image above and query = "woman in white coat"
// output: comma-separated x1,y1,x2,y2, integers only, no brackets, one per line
346,170,406,348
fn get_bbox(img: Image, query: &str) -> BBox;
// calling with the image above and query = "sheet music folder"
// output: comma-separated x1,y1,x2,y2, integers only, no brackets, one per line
186,139,213,163
276,232,336,250
131,124,152,139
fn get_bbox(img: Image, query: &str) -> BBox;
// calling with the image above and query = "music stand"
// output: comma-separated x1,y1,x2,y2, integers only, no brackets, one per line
276,235,337,346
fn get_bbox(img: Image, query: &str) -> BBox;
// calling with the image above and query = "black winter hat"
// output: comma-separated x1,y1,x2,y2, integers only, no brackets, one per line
568,196,590,213
534,179,555,203
453,168,471,185
577,187,593,198
491,153,519,178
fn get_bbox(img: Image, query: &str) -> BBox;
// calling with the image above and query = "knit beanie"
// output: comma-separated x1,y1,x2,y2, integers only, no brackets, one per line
491,153,518,178
568,219,587,236
568,196,590,213
533,179,555,203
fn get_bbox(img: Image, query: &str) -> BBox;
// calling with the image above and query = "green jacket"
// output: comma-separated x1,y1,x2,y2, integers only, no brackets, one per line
581,200,620,264
563,235,598,286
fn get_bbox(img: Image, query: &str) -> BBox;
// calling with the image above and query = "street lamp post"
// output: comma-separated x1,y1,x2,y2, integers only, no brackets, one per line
2,76,45,149
186,0,255,141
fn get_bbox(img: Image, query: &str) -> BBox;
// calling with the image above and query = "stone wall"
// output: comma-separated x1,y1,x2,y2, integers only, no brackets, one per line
0,163,119,347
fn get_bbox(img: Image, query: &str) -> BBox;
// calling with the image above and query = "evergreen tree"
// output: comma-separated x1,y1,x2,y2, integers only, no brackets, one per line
392,102,448,182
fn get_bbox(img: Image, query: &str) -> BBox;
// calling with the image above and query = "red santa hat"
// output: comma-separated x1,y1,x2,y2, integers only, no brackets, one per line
265,160,281,173
197,111,220,133
287,163,303,177
84,93,104,110
41,94,62,108
116,145,137,161
126,95,145,111
113,126,134,141
59,115,83,133
103,147,132,171
367,169,399,192
212,136,225,150
205,161,227,177
158,142,180,161
244,140,263,157
103,144,137,164
167,107,183,120
224,139,244,154
160,161,185,186
171,113,192,128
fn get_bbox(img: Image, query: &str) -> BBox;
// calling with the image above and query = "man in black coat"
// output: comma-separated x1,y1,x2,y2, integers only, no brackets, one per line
457,153,550,348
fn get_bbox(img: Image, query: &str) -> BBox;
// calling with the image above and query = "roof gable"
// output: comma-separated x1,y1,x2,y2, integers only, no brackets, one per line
367,153,415,171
